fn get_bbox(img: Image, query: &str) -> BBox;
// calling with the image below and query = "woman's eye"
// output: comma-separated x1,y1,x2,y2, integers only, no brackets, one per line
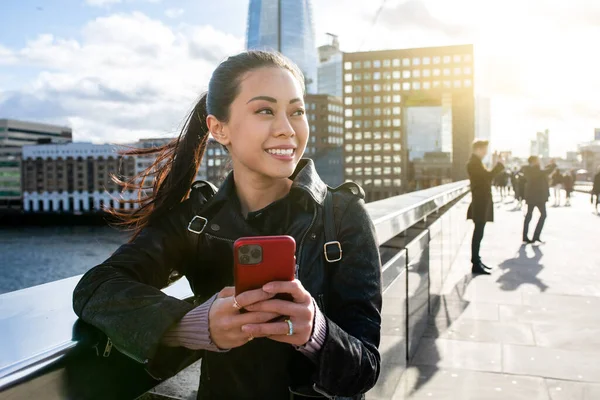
257,108,274,115
293,109,305,116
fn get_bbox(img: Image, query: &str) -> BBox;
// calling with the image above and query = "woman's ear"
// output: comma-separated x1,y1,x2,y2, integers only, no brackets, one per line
207,115,230,146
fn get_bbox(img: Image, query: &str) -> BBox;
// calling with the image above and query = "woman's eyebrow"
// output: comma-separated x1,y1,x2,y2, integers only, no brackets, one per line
246,96,302,104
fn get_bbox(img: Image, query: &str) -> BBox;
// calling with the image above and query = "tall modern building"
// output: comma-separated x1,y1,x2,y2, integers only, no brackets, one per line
246,0,318,93
475,96,491,141
318,34,343,97
342,45,475,201
0,119,72,210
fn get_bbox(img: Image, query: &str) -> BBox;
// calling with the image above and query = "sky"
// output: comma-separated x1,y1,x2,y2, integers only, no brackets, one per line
1,0,599,157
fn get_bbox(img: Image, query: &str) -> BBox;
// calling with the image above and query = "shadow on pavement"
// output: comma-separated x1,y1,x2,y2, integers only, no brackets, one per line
496,245,548,292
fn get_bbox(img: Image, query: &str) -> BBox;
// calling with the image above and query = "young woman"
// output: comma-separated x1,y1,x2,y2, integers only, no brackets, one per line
72,51,382,399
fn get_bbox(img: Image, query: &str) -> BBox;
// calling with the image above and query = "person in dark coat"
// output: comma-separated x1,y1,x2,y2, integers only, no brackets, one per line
592,167,600,214
467,140,504,275
521,156,556,244
562,171,574,207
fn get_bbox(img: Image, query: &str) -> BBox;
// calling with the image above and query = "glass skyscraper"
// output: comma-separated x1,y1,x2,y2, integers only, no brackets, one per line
246,0,318,93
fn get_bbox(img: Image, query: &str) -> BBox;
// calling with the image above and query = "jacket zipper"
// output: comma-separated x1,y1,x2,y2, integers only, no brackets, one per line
204,233,235,243
296,206,318,268
103,337,150,365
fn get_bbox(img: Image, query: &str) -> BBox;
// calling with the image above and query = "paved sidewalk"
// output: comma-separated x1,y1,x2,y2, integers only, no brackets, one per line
394,191,600,399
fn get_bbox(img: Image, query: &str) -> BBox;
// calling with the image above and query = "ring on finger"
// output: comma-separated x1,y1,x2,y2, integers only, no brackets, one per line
247,334,254,342
232,296,242,310
285,319,294,336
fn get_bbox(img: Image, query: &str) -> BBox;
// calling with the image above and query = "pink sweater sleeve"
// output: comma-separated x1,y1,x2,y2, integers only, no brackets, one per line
161,293,228,352
294,299,328,363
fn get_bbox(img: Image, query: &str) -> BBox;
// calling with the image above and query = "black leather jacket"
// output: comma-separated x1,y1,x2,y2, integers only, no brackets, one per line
72,160,382,399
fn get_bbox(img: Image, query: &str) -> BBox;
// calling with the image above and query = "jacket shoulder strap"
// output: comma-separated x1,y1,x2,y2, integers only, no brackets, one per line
187,180,218,235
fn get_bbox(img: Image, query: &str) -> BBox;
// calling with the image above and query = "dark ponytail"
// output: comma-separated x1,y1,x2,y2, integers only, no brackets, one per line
111,50,305,240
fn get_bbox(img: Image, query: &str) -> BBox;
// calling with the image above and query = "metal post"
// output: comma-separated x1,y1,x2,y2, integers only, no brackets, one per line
277,0,282,52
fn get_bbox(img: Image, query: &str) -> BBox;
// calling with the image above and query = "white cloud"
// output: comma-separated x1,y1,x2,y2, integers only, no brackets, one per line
85,0,121,6
0,12,243,144
165,8,184,19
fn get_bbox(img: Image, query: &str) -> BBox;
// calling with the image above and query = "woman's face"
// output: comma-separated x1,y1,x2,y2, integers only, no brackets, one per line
211,66,308,181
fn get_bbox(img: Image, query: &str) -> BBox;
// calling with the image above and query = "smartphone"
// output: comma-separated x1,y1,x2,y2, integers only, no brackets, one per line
234,235,296,302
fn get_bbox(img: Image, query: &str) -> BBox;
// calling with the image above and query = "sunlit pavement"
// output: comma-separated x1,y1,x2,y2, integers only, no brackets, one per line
379,192,600,399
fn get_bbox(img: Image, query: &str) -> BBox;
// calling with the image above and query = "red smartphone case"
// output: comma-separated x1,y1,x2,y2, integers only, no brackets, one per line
234,235,296,296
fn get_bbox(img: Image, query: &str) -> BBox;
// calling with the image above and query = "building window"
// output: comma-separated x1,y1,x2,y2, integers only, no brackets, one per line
374,96,381,103
453,55,461,62
355,167,363,176
423,81,431,89
344,85,352,93
433,56,441,64
354,120,362,128
393,107,401,115
354,73,362,81
373,60,381,68
365,143,373,152
364,108,372,116
354,109,362,117
354,97,362,105
423,69,431,77
355,156,363,163
353,61,361,68
364,60,372,68
402,70,411,78
433,80,441,88
383,59,391,67
413,82,421,90
433,69,441,76
384,143,392,151
392,71,401,79
383,107,391,116
365,167,372,176
344,62,352,70
383,71,391,80
464,54,472,62
354,132,363,140
402,82,410,90
345,109,353,117
464,66,472,75
393,143,401,151
364,121,372,128
345,133,353,140
392,58,400,67
383,120,391,127
443,68,451,76
393,119,401,127
363,84,372,92
373,84,381,92
354,85,362,93
374,120,381,128
443,81,451,88
374,108,382,116
344,97,352,105
364,96,372,104
402,58,410,66
412,57,421,66
443,55,451,64
345,168,353,175
464,79,472,87
413,69,421,78
355,144,363,151
454,67,462,75
345,144,353,151
383,83,391,91
345,121,353,128
373,72,381,80
454,80,462,88
345,73,353,82
423,57,431,65
393,95,401,103
363,72,372,80
393,82,401,91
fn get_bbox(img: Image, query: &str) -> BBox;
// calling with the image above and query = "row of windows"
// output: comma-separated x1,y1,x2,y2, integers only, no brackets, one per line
345,67,472,82
345,95,401,106
346,155,402,164
344,131,402,141
308,115,344,124
345,79,472,94
344,119,402,129
347,178,402,188
344,54,472,70
345,167,402,175
327,126,344,134
306,103,343,113
345,107,401,117
345,143,402,152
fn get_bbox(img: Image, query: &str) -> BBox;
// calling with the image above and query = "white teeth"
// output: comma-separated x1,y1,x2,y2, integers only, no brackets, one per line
267,148,294,156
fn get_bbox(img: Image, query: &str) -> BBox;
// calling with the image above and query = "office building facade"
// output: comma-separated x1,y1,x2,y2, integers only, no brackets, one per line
21,143,136,213
246,0,318,93
342,45,475,201
305,94,344,186
0,119,72,210
318,34,343,97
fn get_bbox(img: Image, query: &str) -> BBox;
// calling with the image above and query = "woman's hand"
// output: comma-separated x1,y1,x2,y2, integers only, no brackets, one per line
208,286,280,350
240,280,315,346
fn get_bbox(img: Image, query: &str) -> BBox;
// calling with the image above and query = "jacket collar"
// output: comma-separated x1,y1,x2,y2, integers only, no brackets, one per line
204,159,328,212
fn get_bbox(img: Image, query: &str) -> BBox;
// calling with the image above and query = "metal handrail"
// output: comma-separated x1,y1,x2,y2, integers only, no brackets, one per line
0,180,470,392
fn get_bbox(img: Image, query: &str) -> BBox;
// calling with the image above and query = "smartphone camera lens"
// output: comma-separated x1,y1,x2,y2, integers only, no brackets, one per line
251,248,261,259
240,246,250,254
240,255,250,264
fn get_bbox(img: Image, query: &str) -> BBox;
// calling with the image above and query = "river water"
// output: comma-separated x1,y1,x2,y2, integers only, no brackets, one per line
0,226,129,294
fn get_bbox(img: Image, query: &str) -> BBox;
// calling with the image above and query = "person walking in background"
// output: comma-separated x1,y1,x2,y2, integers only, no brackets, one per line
550,168,563,207
521,156,557,244
467,140,505,275
563,170,574,207
593,167,600,214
